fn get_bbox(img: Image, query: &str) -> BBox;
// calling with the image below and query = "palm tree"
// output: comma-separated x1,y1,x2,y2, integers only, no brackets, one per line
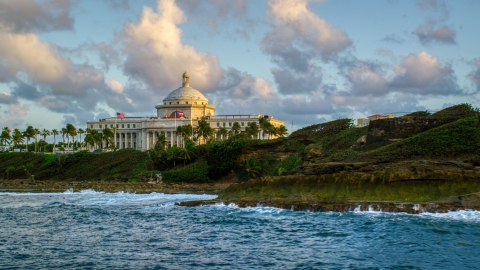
196,119,214,144
232,122,241,135
66,123,76,149
245,158,261,179
61,127,67,145
277,125,288,137
12,128,24,148
51,129,59,153
167,146,182,167
154,133,167,152
24,126,35,151
41,129,50,141
176,124,193,147
33,128,40,152
217,127,228,141
180,139,196,166
78,128,85,150
259,116,274,140
245,122,259,139
1,127,11,146
102,127,114,148
84,129,101,150
38,139,48,152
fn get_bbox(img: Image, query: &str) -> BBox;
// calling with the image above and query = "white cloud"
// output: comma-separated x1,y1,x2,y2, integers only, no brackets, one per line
122,0,224,93
107,79,124,93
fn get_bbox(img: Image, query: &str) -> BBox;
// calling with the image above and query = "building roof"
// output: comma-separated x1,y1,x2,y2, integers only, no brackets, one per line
163,86,208,102
162,72,208,103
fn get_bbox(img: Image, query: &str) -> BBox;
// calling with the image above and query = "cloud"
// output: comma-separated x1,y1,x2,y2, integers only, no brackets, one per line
0,0,73,33
271,65,323,95
343,60,388,96
4,103,30,127
413,22,456,45
262,0,352,67
0,92,18,105
107,79,124,94
281,94,335,115
122,0,224,93
469,58,480,91
381,34,405,44
415,0,449,18
388,51,461,95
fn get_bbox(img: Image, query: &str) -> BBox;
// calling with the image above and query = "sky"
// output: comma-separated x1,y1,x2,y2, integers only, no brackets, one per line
0,0,479,132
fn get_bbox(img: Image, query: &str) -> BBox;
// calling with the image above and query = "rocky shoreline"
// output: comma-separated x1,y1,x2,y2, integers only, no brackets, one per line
176,194,480,214
0,179,230,194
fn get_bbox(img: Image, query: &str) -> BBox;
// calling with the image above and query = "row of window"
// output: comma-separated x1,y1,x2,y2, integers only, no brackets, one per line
216,122,247,127
92,124,136,129
165,101,206,105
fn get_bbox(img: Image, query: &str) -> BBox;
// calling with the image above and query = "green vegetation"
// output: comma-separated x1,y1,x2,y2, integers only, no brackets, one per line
221,175,480,203
432,103,479,117
342,116,480,162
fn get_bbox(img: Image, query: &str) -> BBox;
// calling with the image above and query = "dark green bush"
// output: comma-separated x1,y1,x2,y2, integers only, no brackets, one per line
204,138,247,179
162,165,210,183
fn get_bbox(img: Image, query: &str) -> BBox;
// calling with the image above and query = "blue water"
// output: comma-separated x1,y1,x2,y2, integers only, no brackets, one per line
1,191,480,269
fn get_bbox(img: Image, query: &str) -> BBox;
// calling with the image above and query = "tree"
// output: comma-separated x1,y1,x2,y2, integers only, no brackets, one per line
38,139,48,152
245,122,259,139
232,122,241,135
102,127,114,148
66,123,76,149
33,128,40,152
78,128,85,150
12,129,24,147
180,139,196,166
23,126,35,151
259,116,274,139
51,129,59,153
196,119,214,144
245,158,261,179
1,127,11,146
41,129,50,141
166,146,183,167
176,124,193,147
277,125,288,137
217,127,228,141
84,129,101,150
61,127,67,145
154,133,167,152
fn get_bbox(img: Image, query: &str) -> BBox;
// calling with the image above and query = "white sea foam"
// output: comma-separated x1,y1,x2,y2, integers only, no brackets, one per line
420,210,480,221
0,190,217,208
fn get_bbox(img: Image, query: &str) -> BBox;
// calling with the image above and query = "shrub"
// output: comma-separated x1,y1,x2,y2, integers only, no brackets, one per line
204,138,247,179
162,165,210,183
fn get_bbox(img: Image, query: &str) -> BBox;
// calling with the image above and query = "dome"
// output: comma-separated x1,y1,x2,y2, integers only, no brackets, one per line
162,72,208,103
163,86,208,102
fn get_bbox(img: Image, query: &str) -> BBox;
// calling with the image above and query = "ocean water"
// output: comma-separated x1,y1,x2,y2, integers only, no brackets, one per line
1,191,480,269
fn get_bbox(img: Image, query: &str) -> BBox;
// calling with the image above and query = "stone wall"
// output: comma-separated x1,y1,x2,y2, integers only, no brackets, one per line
366,115,476,145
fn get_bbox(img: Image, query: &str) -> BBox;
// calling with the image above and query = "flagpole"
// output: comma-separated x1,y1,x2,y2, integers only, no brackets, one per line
114,112,117,150
174,109,177,147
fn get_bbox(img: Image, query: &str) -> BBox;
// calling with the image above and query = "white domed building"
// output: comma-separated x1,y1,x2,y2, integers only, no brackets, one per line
87,72,285,150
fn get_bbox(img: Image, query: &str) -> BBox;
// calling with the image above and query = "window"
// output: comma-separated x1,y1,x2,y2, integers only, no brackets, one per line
127,124,130,128
133,124,136,128
110,124,113,128
229,122,232,127
223,123,226,127
99,125,102,128
177,102,179,104
91,125,93,128
116,124,118,128
241,122,244,126
169,102,171,105
122,124,124,128
217,123,219,127
186,102,188,104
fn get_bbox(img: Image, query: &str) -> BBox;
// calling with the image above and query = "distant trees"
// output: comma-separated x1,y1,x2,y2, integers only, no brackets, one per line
1,127,11,146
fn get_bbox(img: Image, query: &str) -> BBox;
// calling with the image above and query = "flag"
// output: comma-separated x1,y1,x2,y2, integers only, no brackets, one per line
116,112,125,119
175,111,184,118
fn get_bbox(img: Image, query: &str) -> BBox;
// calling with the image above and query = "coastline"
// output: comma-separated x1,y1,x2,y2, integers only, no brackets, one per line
0,179,230,195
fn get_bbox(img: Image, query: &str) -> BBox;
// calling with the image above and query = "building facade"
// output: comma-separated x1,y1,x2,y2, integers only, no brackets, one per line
86,72,284,151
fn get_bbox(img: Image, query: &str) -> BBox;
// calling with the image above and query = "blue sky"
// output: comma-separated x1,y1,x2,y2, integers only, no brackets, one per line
0,0,479,132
